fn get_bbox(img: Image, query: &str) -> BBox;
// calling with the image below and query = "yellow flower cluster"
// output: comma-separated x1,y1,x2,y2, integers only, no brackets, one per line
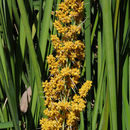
40,0,92,130
54,0,84,40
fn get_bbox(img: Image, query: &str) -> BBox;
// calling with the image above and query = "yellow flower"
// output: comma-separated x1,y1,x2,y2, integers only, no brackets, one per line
54,20,68,34
79,80,92,98
66,111,79,127
51,35,62,50
64,25,81,38
56,101,71,111
58,2,68,11
40,118,62,130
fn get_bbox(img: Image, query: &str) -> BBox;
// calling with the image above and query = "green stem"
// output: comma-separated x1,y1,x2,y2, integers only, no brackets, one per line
84,0,91,129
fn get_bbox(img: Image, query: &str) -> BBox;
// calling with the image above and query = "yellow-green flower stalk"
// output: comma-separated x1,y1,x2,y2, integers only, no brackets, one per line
40,0,92,129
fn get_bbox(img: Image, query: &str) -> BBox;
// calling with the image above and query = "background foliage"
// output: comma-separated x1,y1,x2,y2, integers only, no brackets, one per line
0,0,129,129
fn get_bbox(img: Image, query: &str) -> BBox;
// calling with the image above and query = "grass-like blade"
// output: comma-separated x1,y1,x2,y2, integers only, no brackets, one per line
100,0,118,129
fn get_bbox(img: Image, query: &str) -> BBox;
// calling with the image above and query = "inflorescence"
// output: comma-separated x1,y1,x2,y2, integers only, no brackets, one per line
40,0,92,129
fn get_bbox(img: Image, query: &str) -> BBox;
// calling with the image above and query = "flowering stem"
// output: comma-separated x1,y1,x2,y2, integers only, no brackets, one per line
40,1,92,129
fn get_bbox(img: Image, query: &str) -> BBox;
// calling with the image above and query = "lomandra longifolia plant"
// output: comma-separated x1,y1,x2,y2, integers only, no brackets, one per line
40,0,92,129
